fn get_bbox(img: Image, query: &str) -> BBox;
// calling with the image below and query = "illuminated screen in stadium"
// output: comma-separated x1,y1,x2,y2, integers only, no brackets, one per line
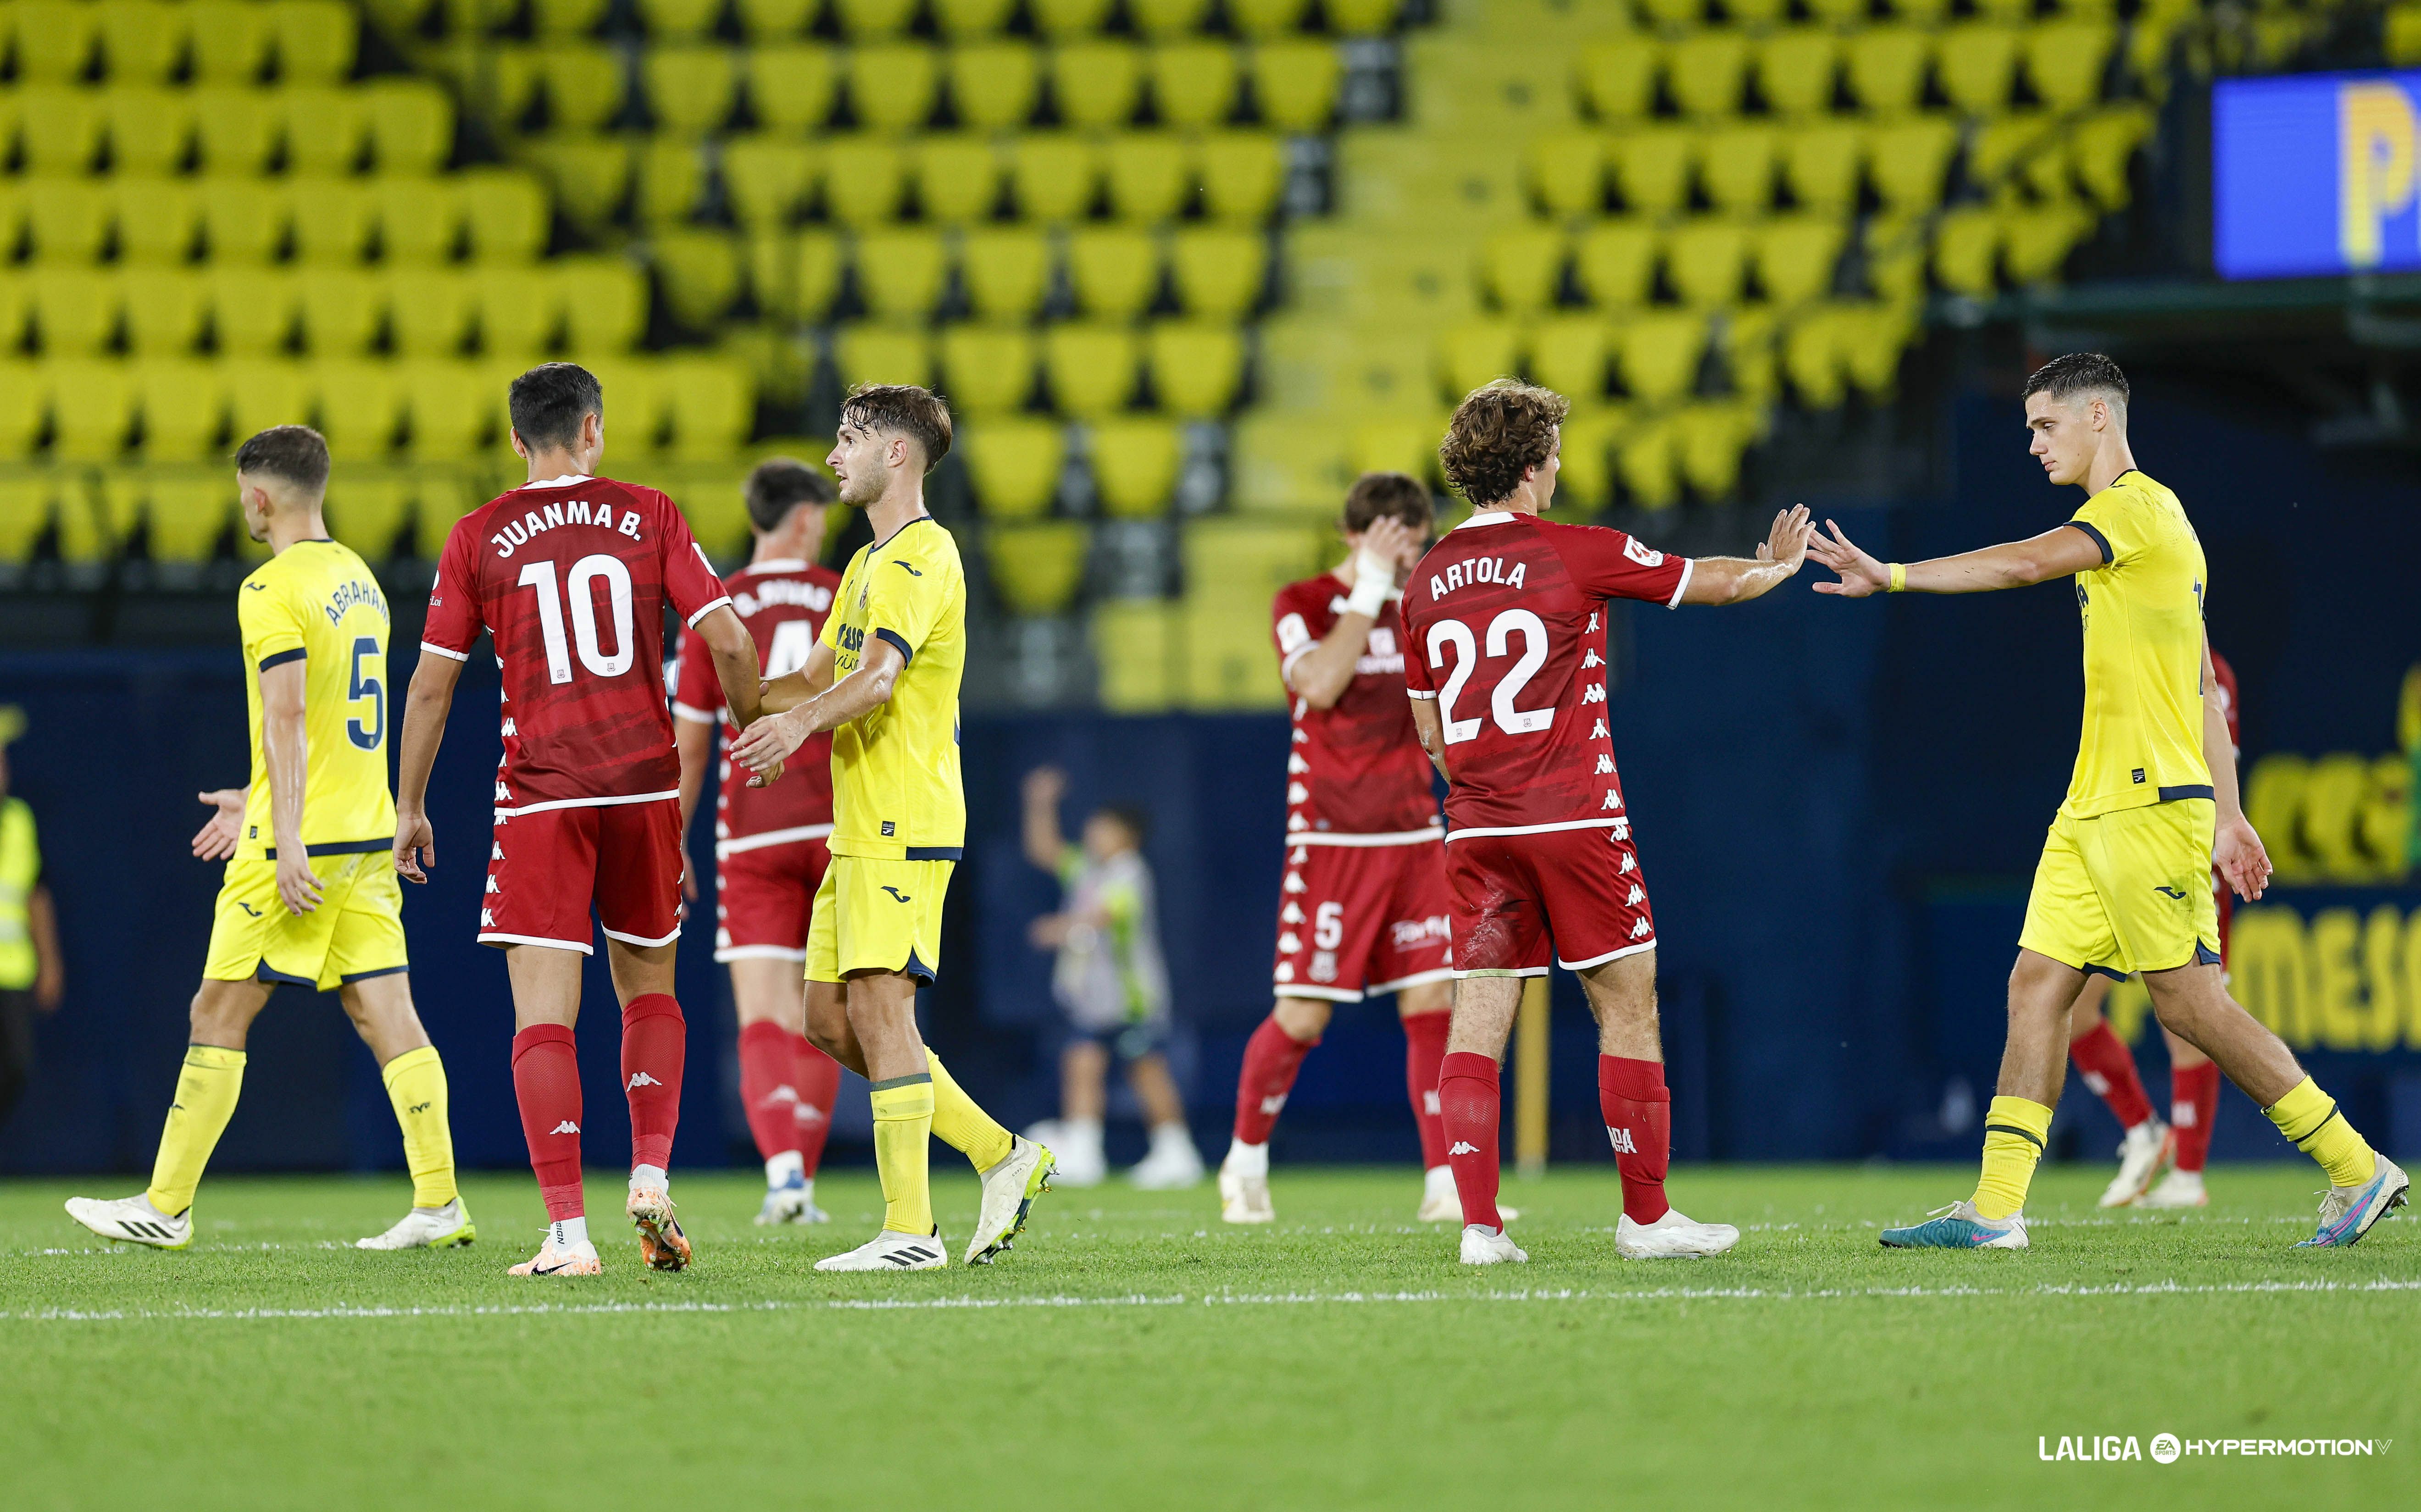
2214,70,2421,280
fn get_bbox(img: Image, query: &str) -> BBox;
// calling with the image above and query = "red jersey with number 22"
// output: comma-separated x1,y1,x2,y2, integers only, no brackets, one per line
1399,510,1690,836
423,476,731,810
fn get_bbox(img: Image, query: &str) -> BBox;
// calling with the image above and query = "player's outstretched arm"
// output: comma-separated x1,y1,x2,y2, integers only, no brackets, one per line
1289,516,1422,709
1676,505,1813,605
695,604,766,729
731,637,907,786
1808,517,2104,597
392,650,464,885
759,640,838,717
1022,765,1068,871
260,659,323,917
2204,635,2271,902
191,789,245,861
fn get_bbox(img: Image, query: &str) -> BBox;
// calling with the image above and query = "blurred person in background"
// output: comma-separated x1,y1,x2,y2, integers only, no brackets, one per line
1019,766,1200,1190
0,707,65,1128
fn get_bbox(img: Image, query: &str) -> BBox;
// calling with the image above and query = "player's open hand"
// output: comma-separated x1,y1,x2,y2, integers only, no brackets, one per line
1808,518,1890,597
1756,505,1813,571
393,808,436,885
275,851,324,917
1360,515,1426,576
2214,813,2272,902
733,708,808,783
1024,765,1067,807
191,789,245,861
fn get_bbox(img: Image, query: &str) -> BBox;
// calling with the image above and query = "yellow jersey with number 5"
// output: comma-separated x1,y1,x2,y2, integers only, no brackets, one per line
2061,470,2212,820
819,516,966,861
235,539,397,862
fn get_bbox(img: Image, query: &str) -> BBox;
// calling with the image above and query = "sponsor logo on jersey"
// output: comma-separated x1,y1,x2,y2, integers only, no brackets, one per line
2155,885,2188,899
881,886,913,902
1389,914,1451,950
1622,537,1665,567
892,560,922,576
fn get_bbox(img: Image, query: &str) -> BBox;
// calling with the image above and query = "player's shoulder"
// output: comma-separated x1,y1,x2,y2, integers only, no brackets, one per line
1273,573,1339,618
878,517,961,576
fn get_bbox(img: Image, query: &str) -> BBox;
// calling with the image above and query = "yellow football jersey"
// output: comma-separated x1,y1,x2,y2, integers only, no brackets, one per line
820,516,966,860
2060,469,2212,820
235,539,398,861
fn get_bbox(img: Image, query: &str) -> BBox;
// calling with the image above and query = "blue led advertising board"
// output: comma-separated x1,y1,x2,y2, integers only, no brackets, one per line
2214,70,2421,280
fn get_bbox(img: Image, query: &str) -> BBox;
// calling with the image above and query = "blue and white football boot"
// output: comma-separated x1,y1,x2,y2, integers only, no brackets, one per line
2293,1156,2408,1249
1879,1200,2028,1250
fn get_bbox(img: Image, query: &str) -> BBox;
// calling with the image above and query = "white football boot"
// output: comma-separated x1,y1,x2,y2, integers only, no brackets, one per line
966,1135,1056,1265
816,1227,949,1271
356,1198,476,1250
2097,1119,2175,1208
2138,1169,2208,1208
1616,1208,1740,1259
756,1178,830,1225
1459,1225,1528,1265
1414,1165,1519,1224
506,1225,602,1276
64,1193,191,1250
1128,1124,1206,1190
1218,1166,1274,1224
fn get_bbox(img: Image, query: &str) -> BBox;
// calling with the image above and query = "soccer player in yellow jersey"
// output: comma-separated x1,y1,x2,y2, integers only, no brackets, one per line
733,385,1055,1271
1811,354,2406,1251
64,427,468,1252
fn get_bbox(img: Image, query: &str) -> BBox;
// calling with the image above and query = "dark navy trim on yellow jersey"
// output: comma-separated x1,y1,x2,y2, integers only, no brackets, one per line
904,846,961,861
874,627,914,664
341,965,409,984
258,648,307,671
2158,785,2215,803
2066,521,2114,565
262,836,395,860
871,515,937,551
1985,1120,2047,1152
254,963,317,988
2194,940,2222,966
904,947,938,985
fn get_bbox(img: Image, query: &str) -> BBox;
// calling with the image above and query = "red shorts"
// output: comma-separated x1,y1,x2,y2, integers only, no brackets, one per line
1447,822,1655,976
480,798,683,954
1272,836,1454,1002
714,831,833,963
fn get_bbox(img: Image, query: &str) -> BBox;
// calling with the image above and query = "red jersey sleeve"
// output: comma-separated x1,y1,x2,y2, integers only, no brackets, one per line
1401,600,1437,698
670,618,719,724
1540,519,1691,609
1271,580,1328,685
421,515,484,661
655,492,733,628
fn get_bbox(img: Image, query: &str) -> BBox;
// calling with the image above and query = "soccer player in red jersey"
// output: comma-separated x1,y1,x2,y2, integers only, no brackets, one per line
1397,381,1811,1265
1219,472,1474,1227
2062,648,2242,1209
394,364,769,1277
672,459,846,1227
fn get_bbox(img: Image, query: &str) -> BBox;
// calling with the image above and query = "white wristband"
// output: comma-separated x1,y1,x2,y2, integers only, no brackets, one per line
1346,549,1393,619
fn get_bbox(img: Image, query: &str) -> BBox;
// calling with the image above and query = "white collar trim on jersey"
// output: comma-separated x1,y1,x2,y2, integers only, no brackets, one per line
1455,510,1517,529
525,474,592,488
747,559,811,571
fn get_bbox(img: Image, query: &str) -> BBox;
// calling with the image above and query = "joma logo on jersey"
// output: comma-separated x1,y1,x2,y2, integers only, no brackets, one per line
1428,557,1528,598
488,498,644,558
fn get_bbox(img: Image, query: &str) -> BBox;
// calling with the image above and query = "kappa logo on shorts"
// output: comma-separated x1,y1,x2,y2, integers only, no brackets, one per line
881,886,913,903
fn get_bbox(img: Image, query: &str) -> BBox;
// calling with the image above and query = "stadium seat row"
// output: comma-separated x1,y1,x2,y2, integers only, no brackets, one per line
0,78,457,176
0,0,360,86
1613,0,2142,26
959,415,1194,518
0,170,551,265
1431,309,1764,408
0,259,650,358
1930,196,2096,295
470,37,1343,135
372,0,1404,44
829,318,1244,418
1473,216,1850,312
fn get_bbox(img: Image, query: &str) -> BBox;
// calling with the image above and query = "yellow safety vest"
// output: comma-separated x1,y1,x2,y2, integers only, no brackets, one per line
0,797,40,990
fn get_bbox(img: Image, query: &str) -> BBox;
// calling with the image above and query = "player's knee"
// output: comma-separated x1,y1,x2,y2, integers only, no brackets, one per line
1273,997,1331,1041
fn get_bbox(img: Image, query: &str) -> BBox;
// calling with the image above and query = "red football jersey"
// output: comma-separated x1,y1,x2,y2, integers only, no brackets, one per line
672,558,842,847
2210,648,2240,753
1272,575,1441,840
423,475,731,810
1399,510,1690,836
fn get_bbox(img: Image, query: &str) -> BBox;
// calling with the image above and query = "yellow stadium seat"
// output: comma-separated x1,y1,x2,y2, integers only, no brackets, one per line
0,267,23,349
1753,216,1845,306
472,265,561,356
1549,406,1618,509
2025,21,2115,111
46,359,137,460
1131,0,1212,38
482,44,546,127
208,268,297,357
383,266,475,356
1251,41,1340,132
1578,38,1659,125
1720,307,1779,403
1755,29,1838,119
1105,133,1191,222
104,88,197,176
1617,312,1706,408
849,44,940,133
1329,0,1400,33
323,471,414,559
2071,105,2152,210
30,268,119,356
822,136,911,225
1574,220,1657,310
1532,316,1613,402
949,43,1040,130
1893,0,1956,21
1437,319,1522,402
1054,41,1144,129
109,177,201,263
364,79,456,173
543,45,628,131
2003,201,2094,284
1700,124,1777,215
136,362,229,460
1044,324,1139,418
1666,220,1748,308
1933,206,2000,296
1970,111,2057,193
644,46,738,136
1867,116,1956,211
1613,127,1694,216
1844,28,1931,114
1152,42,1240,129
221,357,309,439
1069,228,1165,318
635,138,705,226
1198,131,1285,223
835,324,933,388
1479,225,1565,316
373,176,463,262
401,360,489,460
1092,598,1178,710
460,169,551,262
552,258,646,354
1529,133,1607,218
13,1,99,82
1145,321,1242,416
1937,24,2021,117
18,87,106,174
1615,415,1677,509
1672,402,1755,500
915,134,1002,222
581,358,666,450
0,370,44,465
744,44,837,131
1668,31,1750,121
188,1,274,85
1346,411,1438,483
1837,300,1915,398
121,268,207,354
1782,121,1863,212
662,355,754,460
1635,0,1703,24
1863,216,1925,302
200,178,292,264
933,0,1017,39
1031,0,1115,40
985,522,1089,616
636,0,722,39
298,267,386,355
743,230,816,318
854,228,948,321
961,229,1055,321
834,0,920,37
652,229,743,327
24,180,111,264
528,135,632,229
1091,418,1180,517
270,0,358,84
1010,134,1102,221
312,359,404,460
722,138,819,231
125,471,226,562
278,86,370,176
1170,227,1266,319
962,418,1065,517
1231,0,1307,39
938,324,1041,417
734,0,816,38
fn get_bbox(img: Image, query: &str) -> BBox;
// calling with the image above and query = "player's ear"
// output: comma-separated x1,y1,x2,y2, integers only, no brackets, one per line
508,427,530,461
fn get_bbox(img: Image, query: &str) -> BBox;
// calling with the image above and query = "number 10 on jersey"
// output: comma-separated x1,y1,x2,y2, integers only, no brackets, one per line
519,555,636,684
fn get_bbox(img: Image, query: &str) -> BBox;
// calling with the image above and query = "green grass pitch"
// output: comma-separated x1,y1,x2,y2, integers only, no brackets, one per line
5,1163,2411,1511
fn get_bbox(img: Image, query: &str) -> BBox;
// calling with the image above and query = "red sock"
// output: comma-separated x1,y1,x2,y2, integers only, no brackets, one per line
1437,1051,1502,1230
2069,1021,2155,1130
792,1033,841,1177
511,1024,584,1221
1403,1011,1450,1171
737,1020,801,1163
2171,1060,2221,1173
1599,1055,1671,1224
1232,1014,1316,1146
621,993,685,1174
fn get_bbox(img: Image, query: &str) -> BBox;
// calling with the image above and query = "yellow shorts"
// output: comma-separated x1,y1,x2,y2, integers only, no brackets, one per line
2018,798,2221,979
805,855,951,985
202,852,408,992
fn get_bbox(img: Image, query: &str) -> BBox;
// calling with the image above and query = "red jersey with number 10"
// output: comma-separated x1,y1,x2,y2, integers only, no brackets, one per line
1399,510,1690,837
423,475,731,810
672,559,842,845
1271,575,1440,839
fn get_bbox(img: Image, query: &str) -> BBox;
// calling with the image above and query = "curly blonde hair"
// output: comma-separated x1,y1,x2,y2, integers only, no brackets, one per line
1438,380,1569,508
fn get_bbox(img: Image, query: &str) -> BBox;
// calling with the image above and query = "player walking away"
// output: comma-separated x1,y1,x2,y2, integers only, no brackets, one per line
1810,353,2407,1251
1220,472,1474,1226
396,364,770,1278
672,460,847,1226
1019,766,1201,1189
0,710,66,1129
67,427,468,1252
2063,647,2244,1211
1397,381,1812,1267
731,384,1055,1272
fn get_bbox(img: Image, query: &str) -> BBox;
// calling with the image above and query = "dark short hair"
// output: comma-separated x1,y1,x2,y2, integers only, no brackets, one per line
1342,471,1433,534
2021,352,2130,408
840,383,953,473
1439,380,1571,508
745,458,836,532
509,362,604,450
1095,803,1150,844
234,425,330,495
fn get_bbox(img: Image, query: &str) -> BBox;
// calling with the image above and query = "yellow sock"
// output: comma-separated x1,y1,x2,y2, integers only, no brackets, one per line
2265,1076,2377,1189
870,1074,936,1235
1970,1095,2053,1220
380,1046,459,1209
145,1045,245,1216
926,1049,1014,1172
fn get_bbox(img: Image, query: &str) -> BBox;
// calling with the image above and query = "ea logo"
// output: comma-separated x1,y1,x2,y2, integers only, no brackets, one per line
2150,1434,2181,1465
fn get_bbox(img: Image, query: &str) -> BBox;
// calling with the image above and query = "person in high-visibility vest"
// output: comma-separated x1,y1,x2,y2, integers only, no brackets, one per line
0,705,66,1129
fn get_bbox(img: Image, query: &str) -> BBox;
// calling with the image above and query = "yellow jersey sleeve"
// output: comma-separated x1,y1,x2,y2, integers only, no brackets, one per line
2066,479,2146,570
239,563,307,672
858,521,952,665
